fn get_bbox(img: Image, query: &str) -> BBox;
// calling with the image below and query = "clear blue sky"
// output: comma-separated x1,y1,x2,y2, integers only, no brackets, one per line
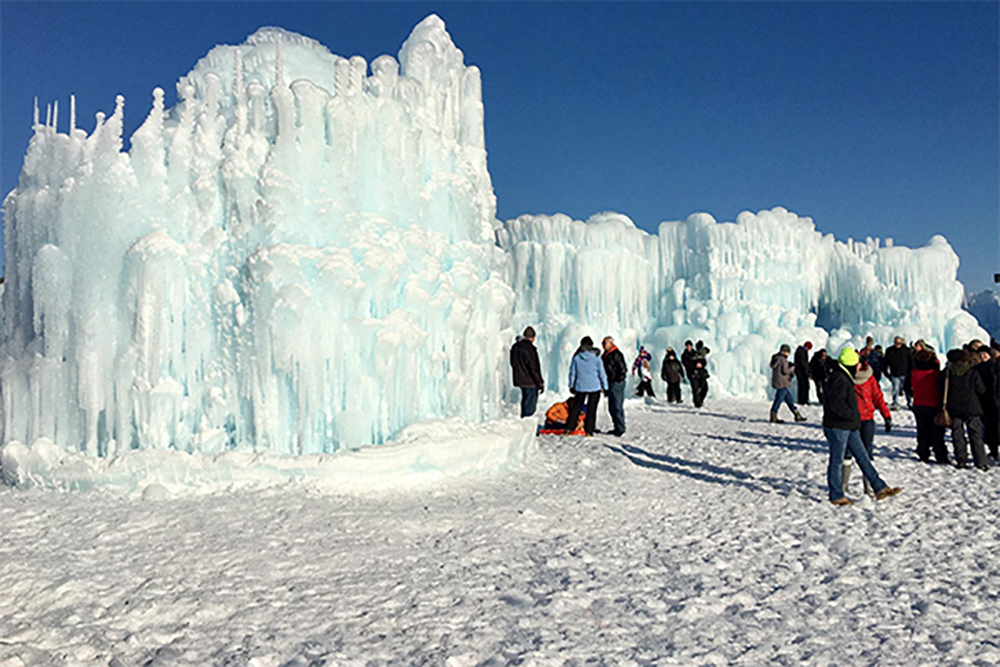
2,2,997,290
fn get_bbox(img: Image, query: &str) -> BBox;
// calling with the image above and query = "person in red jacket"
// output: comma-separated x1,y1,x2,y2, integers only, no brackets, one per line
842,358,892,496
911,348,948,464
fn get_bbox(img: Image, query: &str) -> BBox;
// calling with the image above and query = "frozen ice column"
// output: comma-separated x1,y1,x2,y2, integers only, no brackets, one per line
1,16,513,458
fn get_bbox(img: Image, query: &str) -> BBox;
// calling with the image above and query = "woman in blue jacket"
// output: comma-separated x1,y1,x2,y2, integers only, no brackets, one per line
565,336,609,436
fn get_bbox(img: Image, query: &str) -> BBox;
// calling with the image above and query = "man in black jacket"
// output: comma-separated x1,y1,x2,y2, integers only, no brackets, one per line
510,327,544,417
794,342,812,405
601,337,628,436
884,336,914,410
823,346,901,505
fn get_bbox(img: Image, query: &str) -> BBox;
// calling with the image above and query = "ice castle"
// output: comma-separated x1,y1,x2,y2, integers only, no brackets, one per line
1,15,987,466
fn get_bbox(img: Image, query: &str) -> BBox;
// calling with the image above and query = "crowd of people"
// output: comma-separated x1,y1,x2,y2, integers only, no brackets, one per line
510,326,1000,506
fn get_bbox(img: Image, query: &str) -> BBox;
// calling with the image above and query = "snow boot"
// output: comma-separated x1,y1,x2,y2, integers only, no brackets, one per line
770,411,783,424
831,498,855,506
875,487,902,500
793,410,807,422
863,478,874,496
841,463,852,494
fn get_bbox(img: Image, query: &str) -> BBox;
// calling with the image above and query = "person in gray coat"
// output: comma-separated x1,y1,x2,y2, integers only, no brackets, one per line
770,344,806,423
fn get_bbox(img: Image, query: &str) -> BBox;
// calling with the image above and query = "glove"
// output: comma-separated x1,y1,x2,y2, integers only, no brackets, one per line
885,418,892,433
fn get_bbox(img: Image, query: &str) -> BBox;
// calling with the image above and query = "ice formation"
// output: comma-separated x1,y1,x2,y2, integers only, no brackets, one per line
0,15,988,473
967,289,1000,341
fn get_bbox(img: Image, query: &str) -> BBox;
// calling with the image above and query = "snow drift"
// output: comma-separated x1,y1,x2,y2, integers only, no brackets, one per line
0,15,987,483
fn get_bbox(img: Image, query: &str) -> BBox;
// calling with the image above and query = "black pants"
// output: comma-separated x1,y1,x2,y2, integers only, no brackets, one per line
812,379,825,405
913,405,948,463
796,372,810,405
636,379,655,397
690,379,708,407
566,391,601,435
666,382,682,403
952,415,988,468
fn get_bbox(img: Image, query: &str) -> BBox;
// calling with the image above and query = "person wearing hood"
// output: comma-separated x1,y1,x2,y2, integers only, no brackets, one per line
510,326,544,417
770,344,806,423
911,347,948,464
661,347,685,404
565,336,609,437
842,358,892,496
689,355,710,408
823,347,902,506
794,342,813,405
601,336,628,437
939,349,989,470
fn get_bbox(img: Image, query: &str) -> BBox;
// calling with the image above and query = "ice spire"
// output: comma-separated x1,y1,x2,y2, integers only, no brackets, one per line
33,96,39,127
70,94,76,134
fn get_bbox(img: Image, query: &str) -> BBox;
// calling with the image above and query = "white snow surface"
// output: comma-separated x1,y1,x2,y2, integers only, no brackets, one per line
2,398,999,666
2,14,988,464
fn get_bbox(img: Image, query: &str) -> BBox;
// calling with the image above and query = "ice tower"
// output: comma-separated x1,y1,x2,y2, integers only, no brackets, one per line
2,16,514,459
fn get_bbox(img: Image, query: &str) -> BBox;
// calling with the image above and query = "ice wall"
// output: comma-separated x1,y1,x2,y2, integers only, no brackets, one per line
2,16,514,458
499,207,986,399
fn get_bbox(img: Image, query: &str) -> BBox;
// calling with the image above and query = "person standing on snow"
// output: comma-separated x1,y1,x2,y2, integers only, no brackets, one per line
661,348,685,404
823,346,902,506
885,336,914,410
974,347,998,460
681,340,698,400
565,336,609,437
636,359,656,397
939,349,989,470
770,344,806,423
601,336,628,437
794,342,813,405
911,347,948,464
689,354,710,408
632,346,652,378
842,358,893,496
809,349,829,405
510,326,544,417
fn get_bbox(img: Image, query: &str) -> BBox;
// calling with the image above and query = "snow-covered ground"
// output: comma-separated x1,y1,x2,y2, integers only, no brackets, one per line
3,396,999,666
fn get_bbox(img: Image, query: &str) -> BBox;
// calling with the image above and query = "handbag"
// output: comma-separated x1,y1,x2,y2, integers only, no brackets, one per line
934,370,953,428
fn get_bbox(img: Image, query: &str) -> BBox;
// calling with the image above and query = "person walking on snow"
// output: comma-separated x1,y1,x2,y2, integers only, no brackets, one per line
911,347,948,464
885,336,914,410
601,336,628,437
842,358,892,496
689,354,710,408
636,359,656,397
681,341,699,400
809,349,829,405
794,342,812,405
565,336,609,437
770,344,806,423
823,346,902,506
661,348,685,403
632,346,652,379
510,326,544,417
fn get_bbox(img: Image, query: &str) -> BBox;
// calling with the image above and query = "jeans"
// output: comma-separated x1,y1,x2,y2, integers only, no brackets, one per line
770,387,796,415
825,427,888,501
844,419,876,461
890,376,907,408
607,381,626,434
520,386,539,418
913,405,948,463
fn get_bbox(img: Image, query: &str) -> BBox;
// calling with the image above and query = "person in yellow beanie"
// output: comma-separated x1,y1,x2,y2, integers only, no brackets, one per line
822,346,902,505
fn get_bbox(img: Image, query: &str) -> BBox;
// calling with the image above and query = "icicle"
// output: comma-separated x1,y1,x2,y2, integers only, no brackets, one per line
33,96,39,127
52,100,59,133
45,103,52,128
70,95,76,133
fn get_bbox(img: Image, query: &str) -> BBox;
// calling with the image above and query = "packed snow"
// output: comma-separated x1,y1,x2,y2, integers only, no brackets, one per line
0,14,988,481
3,398,1000,665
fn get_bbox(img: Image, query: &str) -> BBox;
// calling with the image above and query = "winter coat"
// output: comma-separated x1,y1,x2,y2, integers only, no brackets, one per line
569,348,609,393
794,346,810,378
602,347,628,384
510,338,544,389
884,344,913,378
681,348,699,378
770,353,795,390
911,350,941,408
939,352,986,419
868,349,885,381
853,366,891,422
689,363,710,382
823,362,861,431
977,360,998,410
632,348,652,376
661,356,684,384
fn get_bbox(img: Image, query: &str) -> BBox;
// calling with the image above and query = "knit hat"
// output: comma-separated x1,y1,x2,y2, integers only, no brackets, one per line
804,341,813,350
838,346,860,367
523,326,536,339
